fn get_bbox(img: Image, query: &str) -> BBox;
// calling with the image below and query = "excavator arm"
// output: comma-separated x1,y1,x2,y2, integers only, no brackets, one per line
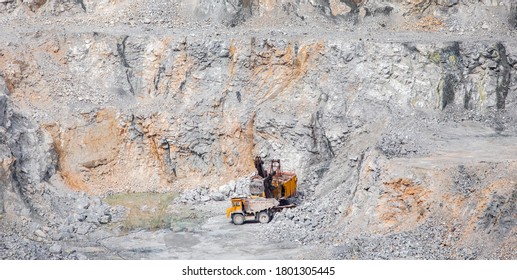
263,170,276,198
254,156,267,178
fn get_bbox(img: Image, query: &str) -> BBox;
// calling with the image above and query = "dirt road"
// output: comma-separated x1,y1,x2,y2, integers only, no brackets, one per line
67,214,311,260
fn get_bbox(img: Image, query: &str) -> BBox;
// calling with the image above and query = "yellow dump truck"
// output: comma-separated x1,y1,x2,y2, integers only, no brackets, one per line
226,157,298,225
226,197,279,225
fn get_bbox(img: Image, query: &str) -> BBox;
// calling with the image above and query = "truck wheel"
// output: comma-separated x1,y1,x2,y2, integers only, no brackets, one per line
232,213,245,225
258,211,271,224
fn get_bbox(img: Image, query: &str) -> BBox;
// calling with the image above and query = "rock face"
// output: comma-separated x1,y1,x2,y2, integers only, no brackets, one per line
1,76,57,221
1,76,121,259
3,32,517,194
0,0,516,259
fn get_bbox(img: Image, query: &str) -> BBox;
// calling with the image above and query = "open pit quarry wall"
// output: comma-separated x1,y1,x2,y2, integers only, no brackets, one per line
0,0,516,259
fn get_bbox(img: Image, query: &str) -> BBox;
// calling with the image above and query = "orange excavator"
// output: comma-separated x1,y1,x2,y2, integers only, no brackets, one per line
251,157,297,202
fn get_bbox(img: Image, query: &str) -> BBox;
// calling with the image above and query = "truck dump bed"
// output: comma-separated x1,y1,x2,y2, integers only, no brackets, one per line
243,197,279,213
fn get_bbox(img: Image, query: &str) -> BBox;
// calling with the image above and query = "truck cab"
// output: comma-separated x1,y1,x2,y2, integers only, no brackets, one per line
226,198,244,218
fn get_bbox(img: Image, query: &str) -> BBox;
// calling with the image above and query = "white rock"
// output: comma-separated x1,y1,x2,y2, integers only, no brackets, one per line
210,191,225,201
49,244,62,254
34,229,46,238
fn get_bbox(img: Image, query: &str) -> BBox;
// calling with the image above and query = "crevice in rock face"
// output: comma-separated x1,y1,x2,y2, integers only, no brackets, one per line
463,87,472,110
154,65,165,92
310,111,335,162
161,140,175,180
441,73,457,109
116,36,135,95
117,36,130,68
437,42,463,110
495,43,511,110
351,151,365,200
179,69,191,94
